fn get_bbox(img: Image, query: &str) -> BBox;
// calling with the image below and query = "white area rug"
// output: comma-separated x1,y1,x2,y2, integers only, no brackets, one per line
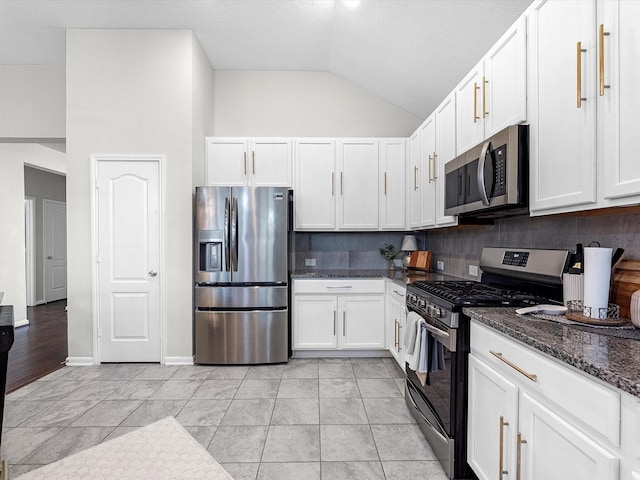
15,417,234,480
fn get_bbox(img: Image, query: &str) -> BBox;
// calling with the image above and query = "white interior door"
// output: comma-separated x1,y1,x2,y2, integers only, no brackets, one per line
43,199,67,302
96,157,161,363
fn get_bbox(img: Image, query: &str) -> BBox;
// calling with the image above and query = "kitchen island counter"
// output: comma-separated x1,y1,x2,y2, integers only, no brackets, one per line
464,306,640,398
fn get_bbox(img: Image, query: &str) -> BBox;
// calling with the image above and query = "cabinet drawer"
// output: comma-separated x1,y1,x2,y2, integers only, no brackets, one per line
471,321,621,447
292,278,385,294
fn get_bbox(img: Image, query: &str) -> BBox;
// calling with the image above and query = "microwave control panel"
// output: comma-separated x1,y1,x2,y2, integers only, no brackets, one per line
493,144,507,197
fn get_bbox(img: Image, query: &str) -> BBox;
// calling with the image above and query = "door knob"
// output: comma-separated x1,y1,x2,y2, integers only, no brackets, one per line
148,270,158,277
47,256,53,259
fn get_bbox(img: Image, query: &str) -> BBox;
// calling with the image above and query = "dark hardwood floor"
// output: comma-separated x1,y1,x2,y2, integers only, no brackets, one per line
6,300,68,393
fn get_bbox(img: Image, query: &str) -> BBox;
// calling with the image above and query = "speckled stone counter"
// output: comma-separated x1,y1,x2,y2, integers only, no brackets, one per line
291,268,458,287
464,306,640,398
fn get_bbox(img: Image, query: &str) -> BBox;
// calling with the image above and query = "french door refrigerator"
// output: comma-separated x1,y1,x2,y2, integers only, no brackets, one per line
194,186,289,364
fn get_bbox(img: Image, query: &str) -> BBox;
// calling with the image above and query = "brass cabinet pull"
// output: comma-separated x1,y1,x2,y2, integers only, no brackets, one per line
599,24,610,96
333,310,336,336
490,350,538,382
473,81,480,123
433,152,438,180
384,172,388,195
252,151,255,174
398,323,402,351
414,166,418,190
394,320,398,349
499,416,509,479
516,432,527,480
428,154,433,183
577,42,587,108
340,172,344,195
243,152,247,175
331,172,335,196
343,311,346,336
483,76,489,118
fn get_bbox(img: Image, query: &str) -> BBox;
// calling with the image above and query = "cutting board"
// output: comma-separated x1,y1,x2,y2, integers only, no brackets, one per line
409,251,432,271
610,260,640,319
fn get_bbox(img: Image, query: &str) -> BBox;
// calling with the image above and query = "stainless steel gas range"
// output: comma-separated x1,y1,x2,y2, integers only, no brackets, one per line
404,247,570,480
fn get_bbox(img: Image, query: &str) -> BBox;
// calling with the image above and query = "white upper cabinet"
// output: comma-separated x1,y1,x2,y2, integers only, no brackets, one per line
408,130,421,229
378,138,406,230
419,115,437,227
598,0,640,202
205,137,292,187
337,139,379,230
294,139,337,230
456,17,527,155
528,0,597,214
434,94,458,227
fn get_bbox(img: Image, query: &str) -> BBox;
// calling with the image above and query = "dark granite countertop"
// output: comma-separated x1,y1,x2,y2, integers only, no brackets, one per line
464,306,640,398
290,269,458,287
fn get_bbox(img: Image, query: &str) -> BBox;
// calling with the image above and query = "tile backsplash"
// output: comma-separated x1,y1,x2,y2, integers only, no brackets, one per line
292,210,640,278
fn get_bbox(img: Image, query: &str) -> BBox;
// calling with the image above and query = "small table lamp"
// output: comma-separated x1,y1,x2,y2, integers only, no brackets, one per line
400,235,418,268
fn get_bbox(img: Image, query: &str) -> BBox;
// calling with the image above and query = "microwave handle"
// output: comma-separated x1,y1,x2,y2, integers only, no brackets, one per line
477,140,492,206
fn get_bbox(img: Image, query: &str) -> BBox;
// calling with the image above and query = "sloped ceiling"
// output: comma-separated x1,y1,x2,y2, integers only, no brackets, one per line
0,0,533,118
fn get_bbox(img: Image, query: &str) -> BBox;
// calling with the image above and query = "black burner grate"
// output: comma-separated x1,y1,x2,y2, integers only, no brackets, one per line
409,280,548,307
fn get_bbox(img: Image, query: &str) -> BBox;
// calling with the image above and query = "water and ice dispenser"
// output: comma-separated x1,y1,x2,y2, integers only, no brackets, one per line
198,230,223,272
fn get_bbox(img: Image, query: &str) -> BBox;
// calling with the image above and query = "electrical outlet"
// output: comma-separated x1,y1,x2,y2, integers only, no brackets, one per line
305,258,316,267
469,265,479,277
436,261,444,271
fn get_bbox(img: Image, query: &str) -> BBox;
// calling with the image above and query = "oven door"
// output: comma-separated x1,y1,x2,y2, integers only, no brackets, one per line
405,314,456,477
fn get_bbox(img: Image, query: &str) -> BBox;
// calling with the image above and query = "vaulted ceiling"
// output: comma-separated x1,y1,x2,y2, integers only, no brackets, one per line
0,0,533,118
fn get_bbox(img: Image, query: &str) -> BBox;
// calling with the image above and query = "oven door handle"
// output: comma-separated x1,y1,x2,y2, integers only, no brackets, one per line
477,140,492,206
422,320,456,352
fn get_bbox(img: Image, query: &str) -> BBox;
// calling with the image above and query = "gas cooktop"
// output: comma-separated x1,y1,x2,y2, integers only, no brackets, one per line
408,280,550,307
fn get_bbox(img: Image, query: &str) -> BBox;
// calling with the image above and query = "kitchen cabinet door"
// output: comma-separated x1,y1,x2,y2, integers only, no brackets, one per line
340,295,386,349
528,0,597,214
455,61,485,155
337,139,379,230
292,295,338,350
434,94,458,227
294,139,336,230
205,138,248,186
387,284,406,370
599,0,640,202
408,130,421,229
467,354,519,480
379,138,406,230
518,392,619,480
484,16,527,137
250,138,292,187
419,115,436,227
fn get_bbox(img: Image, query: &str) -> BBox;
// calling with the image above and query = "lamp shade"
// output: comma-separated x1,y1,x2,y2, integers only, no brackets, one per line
400,235,418,251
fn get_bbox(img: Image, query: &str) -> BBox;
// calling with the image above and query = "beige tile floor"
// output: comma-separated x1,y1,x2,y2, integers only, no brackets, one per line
2,358,448,480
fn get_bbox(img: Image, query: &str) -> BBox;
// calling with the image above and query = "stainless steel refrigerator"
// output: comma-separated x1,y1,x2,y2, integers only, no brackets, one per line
194,186,289,364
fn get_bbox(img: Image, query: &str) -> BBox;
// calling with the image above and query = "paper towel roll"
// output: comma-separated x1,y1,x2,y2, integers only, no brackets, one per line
583,247,612,319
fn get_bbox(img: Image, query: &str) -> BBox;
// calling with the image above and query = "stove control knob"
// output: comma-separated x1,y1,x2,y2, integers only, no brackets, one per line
435,307,443,318
418,299,426,309
425,304,432,316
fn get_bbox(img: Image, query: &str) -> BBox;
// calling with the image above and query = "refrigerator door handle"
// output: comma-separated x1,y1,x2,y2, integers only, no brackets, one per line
224,196,231,271
231,196,239,271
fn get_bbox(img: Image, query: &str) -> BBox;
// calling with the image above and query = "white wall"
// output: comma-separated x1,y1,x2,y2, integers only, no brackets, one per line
0,65,65,139
0,144,66,326
66,29,213,361
212,71,422,137
191,36,215,188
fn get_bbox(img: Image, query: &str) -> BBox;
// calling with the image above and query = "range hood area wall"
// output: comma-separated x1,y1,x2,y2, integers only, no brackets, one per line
424,210,640,280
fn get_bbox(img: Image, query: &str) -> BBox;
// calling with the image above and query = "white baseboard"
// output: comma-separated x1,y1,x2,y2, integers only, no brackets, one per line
65,357,95,366
292,350,391,359
14,318,30,328
164,356,194,366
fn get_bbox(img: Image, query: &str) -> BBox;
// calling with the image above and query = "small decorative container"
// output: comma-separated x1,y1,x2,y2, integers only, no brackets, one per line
631,290,640,328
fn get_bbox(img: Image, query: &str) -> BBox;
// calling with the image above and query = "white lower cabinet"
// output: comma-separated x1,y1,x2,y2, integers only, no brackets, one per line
386,281,406,370
292,279,385,353
468,321,621,480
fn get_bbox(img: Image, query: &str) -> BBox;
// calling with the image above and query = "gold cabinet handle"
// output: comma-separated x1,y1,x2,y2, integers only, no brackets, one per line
333,310,336,335
428,154,433,183
343,311,346,336
414,166,418,190
331,172,335,196
384,172,388,195
340,171,344,195
577,42,587,108
394,319,398,349
499,416,509,479
433,152,438,181
243,151,247,175
599,24,610,96
252,151,255,174
490,351,538,382
473,81,480,123
483,76,489,118
516,432,527,480
398,323,402,351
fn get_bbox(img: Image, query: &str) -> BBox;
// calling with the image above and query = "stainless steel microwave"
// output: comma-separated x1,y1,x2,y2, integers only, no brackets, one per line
444,125,528,218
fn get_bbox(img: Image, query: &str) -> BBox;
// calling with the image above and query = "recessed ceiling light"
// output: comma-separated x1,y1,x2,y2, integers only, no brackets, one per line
341,0,362,8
